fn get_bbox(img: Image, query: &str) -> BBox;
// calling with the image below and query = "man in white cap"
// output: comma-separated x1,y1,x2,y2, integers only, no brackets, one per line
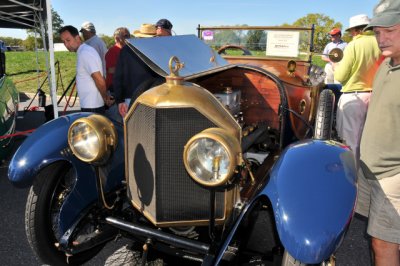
334,14,381,165
80,21,107,76
358,0,400,264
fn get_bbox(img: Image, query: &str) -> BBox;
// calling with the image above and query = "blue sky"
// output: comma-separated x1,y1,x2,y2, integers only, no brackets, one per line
1,0,378,39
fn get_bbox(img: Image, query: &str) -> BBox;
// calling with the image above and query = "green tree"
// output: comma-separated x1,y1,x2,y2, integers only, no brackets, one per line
0,37,23,47
100,35,114,49
50,9,64,33
23,36,43,51
27,8,64,47
212,29,241,48
246,30,266,51
288,13,343,53
50,8,64,42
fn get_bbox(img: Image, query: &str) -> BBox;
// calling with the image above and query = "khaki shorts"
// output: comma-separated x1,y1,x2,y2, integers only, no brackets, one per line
356,170,400,244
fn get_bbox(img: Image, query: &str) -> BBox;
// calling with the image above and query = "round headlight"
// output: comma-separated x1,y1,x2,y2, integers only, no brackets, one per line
68,114,117,164
183,128,241,187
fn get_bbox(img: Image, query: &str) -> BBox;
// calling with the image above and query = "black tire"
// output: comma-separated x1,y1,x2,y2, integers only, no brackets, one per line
105,245,164,266
25,162,105,265
313,89,335,140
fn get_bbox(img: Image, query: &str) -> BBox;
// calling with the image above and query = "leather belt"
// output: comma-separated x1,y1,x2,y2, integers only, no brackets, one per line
342,90,372,94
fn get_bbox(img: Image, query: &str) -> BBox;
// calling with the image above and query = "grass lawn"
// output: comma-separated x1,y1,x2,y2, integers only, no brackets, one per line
4,50,326,96
5,51,76,96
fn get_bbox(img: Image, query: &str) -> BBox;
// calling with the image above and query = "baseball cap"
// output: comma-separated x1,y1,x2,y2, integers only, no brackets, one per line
365,0,400,30
156,19,173,30
329,28,341,36
80,21,95,32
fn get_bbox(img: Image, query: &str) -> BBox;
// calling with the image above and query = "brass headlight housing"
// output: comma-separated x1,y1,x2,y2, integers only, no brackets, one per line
183,128,241,187
68,114,117,164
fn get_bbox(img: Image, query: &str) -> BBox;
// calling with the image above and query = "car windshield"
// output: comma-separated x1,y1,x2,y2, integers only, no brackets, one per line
197,26,314,61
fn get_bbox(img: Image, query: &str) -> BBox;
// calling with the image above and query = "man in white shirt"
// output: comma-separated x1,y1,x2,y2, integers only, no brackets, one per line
80,21,107,76
322,28,348,84
59,25,109,113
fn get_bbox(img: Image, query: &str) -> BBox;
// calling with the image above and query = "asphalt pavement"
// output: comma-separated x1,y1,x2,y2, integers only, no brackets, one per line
0,92,372,266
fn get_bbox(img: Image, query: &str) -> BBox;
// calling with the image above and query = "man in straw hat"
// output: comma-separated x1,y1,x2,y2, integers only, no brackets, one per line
132,23,157,38
334,14,381,166
357,0,400,264
113,23,158,118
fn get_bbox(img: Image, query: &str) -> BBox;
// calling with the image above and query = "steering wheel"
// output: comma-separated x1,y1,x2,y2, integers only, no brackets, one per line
217,45,252,56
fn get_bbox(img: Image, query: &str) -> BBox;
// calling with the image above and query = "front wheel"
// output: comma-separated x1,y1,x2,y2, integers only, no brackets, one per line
25,162,105,265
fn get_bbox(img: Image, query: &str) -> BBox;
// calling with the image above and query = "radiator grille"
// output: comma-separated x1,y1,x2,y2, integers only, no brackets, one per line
126,104,228,225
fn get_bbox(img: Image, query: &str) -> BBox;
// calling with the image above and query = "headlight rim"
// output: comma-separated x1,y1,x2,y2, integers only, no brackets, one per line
183,127,241,187
68,114,117,164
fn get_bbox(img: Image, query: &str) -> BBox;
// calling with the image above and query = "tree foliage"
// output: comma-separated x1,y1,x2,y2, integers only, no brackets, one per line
50,8,64,34
23,36,43,51
27,8,64,43
289,13,343,53
0,37,23,47
213,29,241,48
100,35,114,49
246,30,266,51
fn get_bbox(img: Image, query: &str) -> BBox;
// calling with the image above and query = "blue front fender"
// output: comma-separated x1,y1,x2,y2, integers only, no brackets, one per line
214,139,356,265
264,139,357,263
8,113,91,188
8,112,125,237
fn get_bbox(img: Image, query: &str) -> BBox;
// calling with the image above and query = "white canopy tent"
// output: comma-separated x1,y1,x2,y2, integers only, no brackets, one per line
0,0,58,118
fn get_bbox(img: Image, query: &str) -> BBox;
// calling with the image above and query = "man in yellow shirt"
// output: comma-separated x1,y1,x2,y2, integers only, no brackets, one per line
334,14,381,165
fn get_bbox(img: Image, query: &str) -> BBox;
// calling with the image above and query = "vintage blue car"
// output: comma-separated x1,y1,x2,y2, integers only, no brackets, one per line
8,26,356,266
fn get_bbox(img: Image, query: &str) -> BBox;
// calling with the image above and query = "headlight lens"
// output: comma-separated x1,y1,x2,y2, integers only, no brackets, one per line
68,114,117,164
69,121,101,161
184,128,241,187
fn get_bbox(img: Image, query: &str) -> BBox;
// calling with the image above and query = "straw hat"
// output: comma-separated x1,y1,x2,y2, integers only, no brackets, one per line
133,24,156,38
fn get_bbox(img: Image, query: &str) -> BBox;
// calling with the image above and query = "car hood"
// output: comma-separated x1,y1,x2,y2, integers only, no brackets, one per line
126,34,234,78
